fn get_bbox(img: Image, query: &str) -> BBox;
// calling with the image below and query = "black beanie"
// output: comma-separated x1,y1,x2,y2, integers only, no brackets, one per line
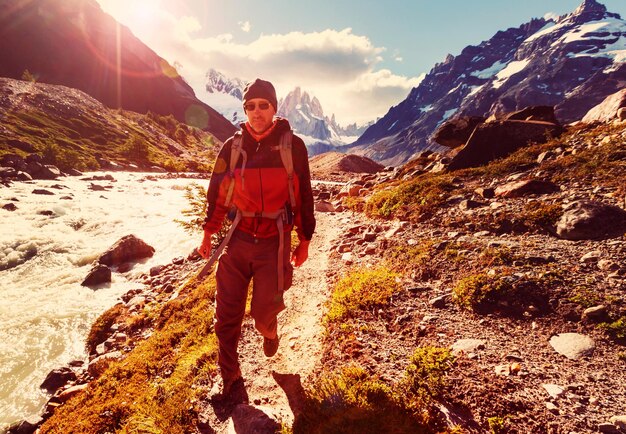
243,78,277,111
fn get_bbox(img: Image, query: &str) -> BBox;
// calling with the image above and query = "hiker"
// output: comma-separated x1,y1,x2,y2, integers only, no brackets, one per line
198,78,316,396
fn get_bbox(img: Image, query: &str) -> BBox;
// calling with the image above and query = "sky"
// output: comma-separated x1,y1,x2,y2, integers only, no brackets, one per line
95,0,626,126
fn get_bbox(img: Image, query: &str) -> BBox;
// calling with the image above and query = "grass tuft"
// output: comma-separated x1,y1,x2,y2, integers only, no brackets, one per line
325,267,400,323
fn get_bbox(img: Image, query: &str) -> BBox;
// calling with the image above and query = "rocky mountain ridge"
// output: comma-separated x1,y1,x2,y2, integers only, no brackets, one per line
352,0,626,166
203,69,370,153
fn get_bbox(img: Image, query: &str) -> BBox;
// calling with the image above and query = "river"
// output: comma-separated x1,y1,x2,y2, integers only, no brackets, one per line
0,172,206,429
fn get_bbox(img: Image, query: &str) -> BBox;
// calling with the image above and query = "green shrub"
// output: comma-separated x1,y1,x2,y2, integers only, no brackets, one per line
452,273,513,310
365,175,455,221
41,142,90,171
122,136,150,161
519,201,563,231
86,303,127,354
398,347,454,409
326,267,400,323
600,317,626,340
294,366,429,434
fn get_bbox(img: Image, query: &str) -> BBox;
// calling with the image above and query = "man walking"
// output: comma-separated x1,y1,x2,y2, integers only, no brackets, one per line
198,78,315,397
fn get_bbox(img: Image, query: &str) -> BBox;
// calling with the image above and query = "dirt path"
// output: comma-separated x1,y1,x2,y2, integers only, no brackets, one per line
198,211,344,433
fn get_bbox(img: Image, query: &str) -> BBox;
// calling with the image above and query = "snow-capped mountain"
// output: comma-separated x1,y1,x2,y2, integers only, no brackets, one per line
277,87,370,154
353,0,626,166
204,69,247,125
203,72,371,154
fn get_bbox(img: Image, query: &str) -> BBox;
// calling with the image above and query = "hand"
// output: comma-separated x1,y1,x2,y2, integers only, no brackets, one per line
197,232,212,259
291,239,310,267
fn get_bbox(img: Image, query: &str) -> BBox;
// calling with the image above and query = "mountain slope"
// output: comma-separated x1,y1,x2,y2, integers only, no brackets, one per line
0,77,220,172
0,0,236,141
204,69,247,125
353,0,626,166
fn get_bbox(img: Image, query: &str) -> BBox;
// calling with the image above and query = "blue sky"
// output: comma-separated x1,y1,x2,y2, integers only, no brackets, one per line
97,0,626,125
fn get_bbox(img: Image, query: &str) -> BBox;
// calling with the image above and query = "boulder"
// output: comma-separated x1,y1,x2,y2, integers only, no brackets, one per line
315,200,336,213
0,167,18,178
82,264,112,287
495,179,560,198
433,116,485,148
87,351,123,378
40,367,77,393
98,235,155,266
503,106,559,124
56,383,88,403
549,333,595,360
3,203,18,211
6,419,41,434
32,189,54,195
64,168,83,176
31,164,62,180
447,120,562,170
1,153,27,170
582,89,626,123
556,200,626,240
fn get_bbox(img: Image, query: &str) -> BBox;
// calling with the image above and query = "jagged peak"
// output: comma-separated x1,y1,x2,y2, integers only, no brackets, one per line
558,0,620,24
573,0,606,16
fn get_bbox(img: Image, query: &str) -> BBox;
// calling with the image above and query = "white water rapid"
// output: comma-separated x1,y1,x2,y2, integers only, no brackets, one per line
0,172,206,429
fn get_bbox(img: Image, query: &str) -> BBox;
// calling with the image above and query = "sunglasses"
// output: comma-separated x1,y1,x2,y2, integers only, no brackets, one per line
244,102,271,111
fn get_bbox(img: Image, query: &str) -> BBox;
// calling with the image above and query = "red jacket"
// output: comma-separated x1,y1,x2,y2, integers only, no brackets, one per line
203,118,316,241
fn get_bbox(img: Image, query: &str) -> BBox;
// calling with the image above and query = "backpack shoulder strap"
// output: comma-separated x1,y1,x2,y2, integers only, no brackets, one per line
224,133,244,207
278,130,296,208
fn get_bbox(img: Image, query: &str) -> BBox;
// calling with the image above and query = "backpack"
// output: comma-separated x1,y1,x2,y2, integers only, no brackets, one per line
198,129,297,292
223,130,296,211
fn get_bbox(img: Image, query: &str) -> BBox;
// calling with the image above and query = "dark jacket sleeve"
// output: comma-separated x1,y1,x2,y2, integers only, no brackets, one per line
202,138,233,233
292,135,316,241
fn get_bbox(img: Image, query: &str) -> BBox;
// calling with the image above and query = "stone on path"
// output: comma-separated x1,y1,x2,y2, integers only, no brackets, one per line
451,339,485,356
549,333,595,360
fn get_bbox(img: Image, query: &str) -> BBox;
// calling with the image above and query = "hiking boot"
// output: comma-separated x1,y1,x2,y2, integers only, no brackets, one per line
263,335,280,357
211,369,242,400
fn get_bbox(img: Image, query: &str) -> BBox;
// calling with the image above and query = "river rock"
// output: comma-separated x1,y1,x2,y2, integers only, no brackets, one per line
81,264,111,287
98,235,155,266
6,419,41,434
88,351,123,378
40,367,77,393
56,383,88,403
549,333,595,360
556,200,626,240
3,203,18,211
32,189,54,195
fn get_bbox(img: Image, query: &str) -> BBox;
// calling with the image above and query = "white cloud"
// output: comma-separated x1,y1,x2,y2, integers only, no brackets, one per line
238,21,251,33
96,0,423,125
543,12,559,21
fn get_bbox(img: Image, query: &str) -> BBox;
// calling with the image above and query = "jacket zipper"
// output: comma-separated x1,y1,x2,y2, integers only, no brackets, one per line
256,141,264,237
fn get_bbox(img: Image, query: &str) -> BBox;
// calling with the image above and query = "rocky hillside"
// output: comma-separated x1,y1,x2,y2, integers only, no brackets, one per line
309,151,385,182
0,0,236,141
352,0,626,166
0,77,221,180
